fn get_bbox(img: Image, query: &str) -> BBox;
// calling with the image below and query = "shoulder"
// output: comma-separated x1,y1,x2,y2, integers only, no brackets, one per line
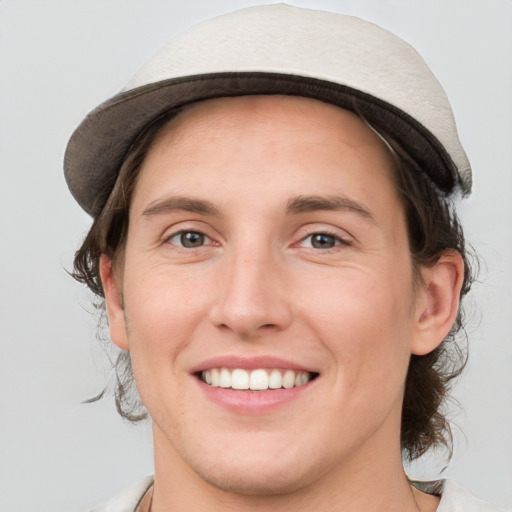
436,480,506,512
89,476,154,512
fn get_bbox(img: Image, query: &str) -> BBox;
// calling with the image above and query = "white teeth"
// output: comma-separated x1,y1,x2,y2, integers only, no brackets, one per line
201,368,313,391
219,368,231,388
249,369,268,390
210,368,220,387
283,370,295,389
268,369,282,389
231,369,249,390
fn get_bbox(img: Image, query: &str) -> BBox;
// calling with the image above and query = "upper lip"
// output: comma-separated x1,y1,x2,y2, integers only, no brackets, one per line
190,355,319,374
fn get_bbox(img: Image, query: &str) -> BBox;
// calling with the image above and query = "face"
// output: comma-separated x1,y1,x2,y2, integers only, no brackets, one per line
104,96,433,495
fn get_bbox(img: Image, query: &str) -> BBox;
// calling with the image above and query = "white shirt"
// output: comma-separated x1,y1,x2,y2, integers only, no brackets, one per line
90,476,507,512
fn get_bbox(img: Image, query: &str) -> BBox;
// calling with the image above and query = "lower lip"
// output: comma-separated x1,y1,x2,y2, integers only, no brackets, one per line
195,378,314,415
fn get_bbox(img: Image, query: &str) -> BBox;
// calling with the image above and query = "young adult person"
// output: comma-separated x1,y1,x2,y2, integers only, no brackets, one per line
64,5,505,511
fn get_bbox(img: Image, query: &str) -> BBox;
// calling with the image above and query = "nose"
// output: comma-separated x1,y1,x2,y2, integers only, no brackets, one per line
209,250,293,339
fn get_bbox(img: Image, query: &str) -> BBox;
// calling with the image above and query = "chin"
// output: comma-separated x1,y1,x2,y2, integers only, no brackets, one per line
193,458,316,497
170,429,327,497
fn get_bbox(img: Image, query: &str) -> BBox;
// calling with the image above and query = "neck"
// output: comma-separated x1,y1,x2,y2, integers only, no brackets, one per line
149,425,437,512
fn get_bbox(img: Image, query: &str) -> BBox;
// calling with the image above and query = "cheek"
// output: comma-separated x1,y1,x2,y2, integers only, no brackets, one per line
120,278,200,388
121,270,203,411
301,264,416,381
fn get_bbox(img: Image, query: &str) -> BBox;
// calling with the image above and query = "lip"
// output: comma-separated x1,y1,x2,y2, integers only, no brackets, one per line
195,378,315,415
190,354,317,374
190,355,319,415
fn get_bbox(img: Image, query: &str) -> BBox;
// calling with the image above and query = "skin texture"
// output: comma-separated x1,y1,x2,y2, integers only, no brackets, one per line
100,95,463,511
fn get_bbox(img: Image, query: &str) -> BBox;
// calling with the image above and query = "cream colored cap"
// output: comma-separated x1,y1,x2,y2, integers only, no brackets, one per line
65,4,471,215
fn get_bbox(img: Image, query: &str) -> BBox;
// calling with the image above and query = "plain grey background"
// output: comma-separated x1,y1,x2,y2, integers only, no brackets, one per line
0,1,511,510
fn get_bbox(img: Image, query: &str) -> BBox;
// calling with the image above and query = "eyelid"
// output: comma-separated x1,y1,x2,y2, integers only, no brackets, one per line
167,230,211,247
294,224,355,248
162,223,220,249
299,232,351,249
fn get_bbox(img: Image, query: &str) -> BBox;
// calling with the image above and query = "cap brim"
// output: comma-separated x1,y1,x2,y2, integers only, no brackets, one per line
65,71,460,216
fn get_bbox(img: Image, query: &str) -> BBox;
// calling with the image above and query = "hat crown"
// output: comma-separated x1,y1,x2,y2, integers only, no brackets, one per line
65,4,471,215
122,4,470,192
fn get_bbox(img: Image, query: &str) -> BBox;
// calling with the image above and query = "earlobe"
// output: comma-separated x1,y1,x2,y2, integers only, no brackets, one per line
411,250,465,356
99,254,129,351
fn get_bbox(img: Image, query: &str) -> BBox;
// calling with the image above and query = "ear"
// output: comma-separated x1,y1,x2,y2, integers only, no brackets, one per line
99,254,129,351
411,250,465,356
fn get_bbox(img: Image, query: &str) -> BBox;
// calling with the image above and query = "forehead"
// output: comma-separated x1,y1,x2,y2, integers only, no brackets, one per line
150,95,395,160
132,95,401,219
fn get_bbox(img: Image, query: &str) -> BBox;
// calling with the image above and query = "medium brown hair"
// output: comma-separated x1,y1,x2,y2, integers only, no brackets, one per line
72,101,474,461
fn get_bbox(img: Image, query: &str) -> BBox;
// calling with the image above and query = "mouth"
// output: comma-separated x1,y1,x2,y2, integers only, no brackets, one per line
199,368,318,391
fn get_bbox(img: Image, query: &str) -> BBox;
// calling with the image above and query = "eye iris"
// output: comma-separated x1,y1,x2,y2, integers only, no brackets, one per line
311,233,336,249
180,231,204,247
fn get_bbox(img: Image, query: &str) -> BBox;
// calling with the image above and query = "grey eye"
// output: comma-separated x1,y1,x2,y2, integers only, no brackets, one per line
169,231,207,248
181,231,205,247
309,233,338,249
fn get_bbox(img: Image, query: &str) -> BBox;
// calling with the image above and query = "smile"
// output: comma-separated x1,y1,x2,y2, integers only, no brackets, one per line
200,368,317,391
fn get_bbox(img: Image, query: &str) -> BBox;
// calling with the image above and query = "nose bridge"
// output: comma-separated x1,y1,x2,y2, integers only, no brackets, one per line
211,239,292,337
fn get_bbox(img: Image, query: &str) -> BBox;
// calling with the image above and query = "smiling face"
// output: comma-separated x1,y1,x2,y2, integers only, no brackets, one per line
101,95,443,499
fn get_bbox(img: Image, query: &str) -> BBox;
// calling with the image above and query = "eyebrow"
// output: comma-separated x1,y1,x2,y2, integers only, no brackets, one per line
286,195,375,222
142,196,220,217
141,194,375,222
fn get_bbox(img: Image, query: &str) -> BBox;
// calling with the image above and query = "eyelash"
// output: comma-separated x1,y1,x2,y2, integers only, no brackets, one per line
165,230,215,249
164,229,352,251
297,230,352,250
